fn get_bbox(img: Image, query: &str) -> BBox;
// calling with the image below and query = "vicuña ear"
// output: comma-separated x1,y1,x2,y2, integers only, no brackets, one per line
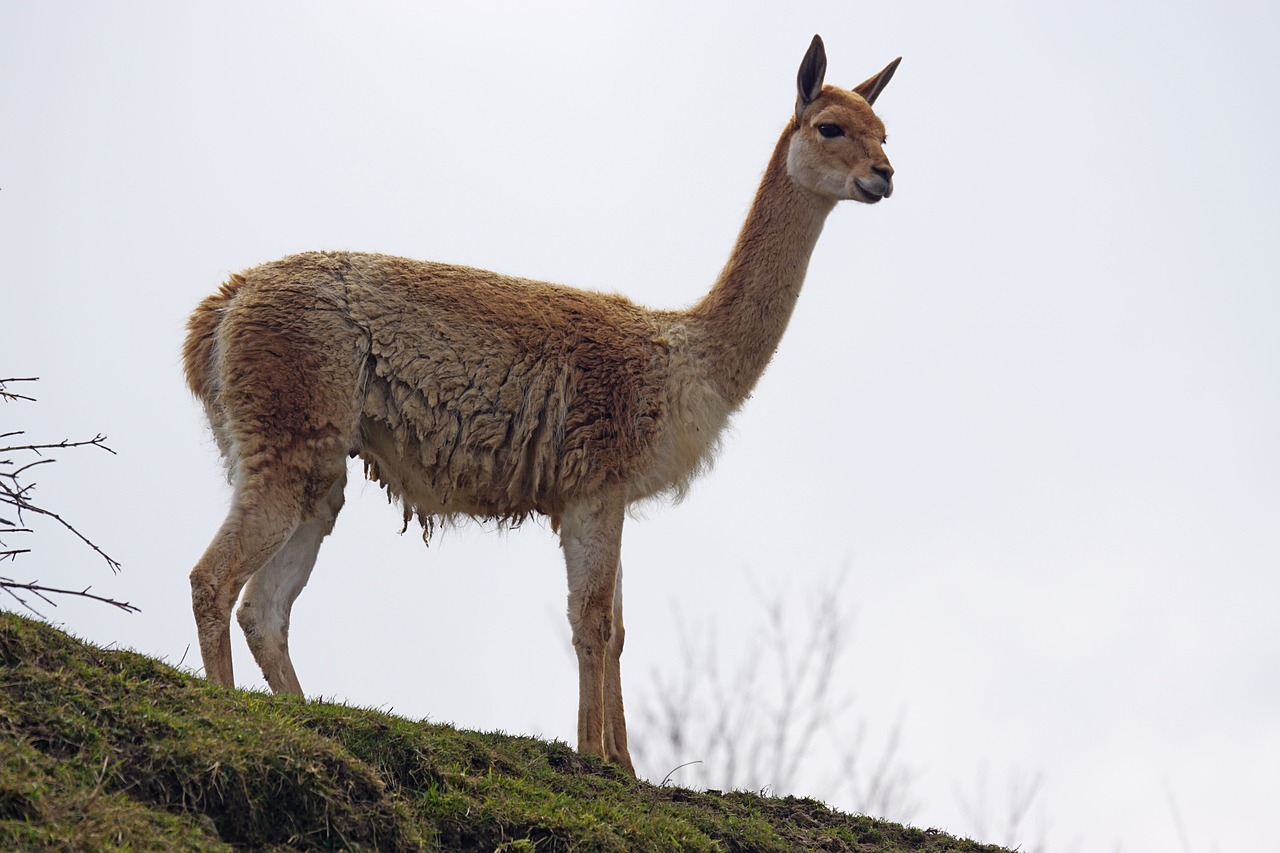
853,57,902,106
795,34,827,124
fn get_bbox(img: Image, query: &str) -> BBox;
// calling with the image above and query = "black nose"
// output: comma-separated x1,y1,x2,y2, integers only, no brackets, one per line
872,164,894,197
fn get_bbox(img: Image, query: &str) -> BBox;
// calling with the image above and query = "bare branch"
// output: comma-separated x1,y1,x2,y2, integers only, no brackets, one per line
0,376,129,615
0,577,139,616
1,435,118,457
0,377,39,403
0,489,122,573
631,566,917,821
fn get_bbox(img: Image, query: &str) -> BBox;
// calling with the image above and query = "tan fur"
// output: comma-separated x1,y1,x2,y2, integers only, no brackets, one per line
184,36,900,775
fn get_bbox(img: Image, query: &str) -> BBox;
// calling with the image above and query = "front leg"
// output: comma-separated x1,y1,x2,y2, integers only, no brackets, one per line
602,564,633,773
559,489,632,772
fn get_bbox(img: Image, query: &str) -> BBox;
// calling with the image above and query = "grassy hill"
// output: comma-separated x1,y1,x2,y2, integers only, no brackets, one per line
0,613,1010,851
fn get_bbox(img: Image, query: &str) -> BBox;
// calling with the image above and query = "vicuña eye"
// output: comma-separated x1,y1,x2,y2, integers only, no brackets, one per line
817,123,844,139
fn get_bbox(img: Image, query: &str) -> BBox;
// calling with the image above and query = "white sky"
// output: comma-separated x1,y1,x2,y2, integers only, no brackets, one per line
3,2,1277,850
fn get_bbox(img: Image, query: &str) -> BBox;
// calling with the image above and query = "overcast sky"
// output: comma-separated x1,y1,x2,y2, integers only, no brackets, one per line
3,2,1278,851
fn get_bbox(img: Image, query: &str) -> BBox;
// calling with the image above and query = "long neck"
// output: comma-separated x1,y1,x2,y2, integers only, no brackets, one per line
688,125,836,406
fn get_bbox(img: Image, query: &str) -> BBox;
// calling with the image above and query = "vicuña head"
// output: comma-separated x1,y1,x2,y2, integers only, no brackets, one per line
183,34,901,776
790,35,900,203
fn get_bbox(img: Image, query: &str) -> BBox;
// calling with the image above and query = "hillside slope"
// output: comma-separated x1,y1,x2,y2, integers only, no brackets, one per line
0,613,1009,851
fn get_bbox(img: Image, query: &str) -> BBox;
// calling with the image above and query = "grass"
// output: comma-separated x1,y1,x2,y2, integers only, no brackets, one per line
0,612,1012,851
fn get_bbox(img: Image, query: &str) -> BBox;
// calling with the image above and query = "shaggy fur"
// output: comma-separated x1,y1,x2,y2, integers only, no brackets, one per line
188,256,692,526
184,35,900,775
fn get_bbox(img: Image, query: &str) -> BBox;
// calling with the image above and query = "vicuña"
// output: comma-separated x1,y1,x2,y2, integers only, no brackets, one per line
184,35,901,774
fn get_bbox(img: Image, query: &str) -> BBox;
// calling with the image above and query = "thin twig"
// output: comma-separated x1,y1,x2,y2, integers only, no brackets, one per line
0,578,138,613
1,434,118,457
0,377,40,403
1,498,122,572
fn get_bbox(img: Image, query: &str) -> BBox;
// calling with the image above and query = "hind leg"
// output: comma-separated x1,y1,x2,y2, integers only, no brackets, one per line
190,286,366,689
236,473,346,695
189,476,303,688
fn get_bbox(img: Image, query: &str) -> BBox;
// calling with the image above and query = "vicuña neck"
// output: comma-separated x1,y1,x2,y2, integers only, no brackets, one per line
689,124,836,407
